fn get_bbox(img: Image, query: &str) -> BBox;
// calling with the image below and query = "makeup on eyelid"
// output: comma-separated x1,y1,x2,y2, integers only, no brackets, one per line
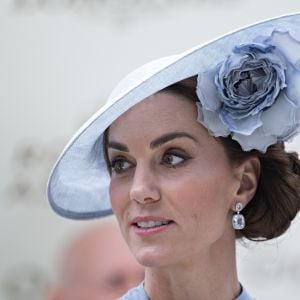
109,148,192,174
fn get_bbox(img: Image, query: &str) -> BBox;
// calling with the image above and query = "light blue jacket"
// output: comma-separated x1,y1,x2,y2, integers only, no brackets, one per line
121,282,255,300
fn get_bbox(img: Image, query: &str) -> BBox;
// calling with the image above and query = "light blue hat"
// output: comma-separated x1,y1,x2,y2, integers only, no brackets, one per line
47,13,300,220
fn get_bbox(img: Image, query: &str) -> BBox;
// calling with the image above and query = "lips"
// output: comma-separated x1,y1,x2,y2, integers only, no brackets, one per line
136,220,171,228
131,216,174,236
132,216,173,227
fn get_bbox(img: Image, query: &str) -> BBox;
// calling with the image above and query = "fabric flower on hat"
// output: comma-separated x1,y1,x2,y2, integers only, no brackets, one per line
196,30,300,152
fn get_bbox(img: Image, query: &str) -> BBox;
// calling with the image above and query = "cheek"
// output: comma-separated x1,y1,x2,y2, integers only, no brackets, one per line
170,169,230,205
109,179,129,217
109,180,132,245
166,168,232,228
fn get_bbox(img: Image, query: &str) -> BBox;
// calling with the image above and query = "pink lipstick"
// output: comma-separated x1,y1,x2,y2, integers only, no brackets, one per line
131,216,174,236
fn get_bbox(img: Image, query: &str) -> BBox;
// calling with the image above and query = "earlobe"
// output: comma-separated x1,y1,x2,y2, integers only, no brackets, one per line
232,156,261,210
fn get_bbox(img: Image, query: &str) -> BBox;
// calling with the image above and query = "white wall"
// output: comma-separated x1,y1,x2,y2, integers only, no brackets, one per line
1,0,300,299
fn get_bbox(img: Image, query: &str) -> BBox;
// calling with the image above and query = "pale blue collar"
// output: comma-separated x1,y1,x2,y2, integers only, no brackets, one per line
121,281,255,300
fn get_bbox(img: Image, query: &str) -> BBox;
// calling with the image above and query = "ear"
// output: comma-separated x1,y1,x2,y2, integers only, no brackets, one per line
231,156,260,211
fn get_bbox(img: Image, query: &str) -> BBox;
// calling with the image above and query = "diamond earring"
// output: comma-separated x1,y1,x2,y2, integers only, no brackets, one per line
232,202,245,230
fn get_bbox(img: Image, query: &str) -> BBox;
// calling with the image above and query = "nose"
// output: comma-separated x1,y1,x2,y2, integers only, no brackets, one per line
129,164,161,205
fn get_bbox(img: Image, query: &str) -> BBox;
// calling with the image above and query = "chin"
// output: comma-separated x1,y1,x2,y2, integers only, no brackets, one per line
133,245,173,268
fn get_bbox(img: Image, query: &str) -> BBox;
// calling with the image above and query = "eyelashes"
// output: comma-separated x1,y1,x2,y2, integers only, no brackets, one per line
109,149,192,174
110,156,133,174
161,151,191,167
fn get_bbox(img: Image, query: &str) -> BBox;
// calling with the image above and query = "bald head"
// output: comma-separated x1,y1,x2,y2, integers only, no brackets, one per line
49,218,144,300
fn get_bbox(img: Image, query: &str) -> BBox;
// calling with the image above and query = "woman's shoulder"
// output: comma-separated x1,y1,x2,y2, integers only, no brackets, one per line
237,284,256,300
119,281,255,300
119,281,149,300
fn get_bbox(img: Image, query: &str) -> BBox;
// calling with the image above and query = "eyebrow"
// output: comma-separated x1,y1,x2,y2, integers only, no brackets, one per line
107,141,129,152
150,132,198,149
107,131,198,152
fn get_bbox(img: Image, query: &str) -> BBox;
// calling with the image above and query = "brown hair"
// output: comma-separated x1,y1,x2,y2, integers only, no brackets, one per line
161,76,300,241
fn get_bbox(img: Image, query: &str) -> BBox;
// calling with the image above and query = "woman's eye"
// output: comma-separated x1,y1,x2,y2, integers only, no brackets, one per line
162,152,189,167
111,157,132,173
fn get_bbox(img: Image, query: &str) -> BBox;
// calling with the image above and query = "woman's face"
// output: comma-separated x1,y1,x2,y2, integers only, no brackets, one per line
107,92,241,267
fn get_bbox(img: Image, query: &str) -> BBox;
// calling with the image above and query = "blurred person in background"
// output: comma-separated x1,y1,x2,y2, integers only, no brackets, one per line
47,218,144,300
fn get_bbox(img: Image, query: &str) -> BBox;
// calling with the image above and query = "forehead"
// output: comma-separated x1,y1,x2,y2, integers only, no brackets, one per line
109,92,208,141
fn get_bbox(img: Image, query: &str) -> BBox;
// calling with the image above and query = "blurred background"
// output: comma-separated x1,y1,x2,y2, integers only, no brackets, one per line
1,0,300,299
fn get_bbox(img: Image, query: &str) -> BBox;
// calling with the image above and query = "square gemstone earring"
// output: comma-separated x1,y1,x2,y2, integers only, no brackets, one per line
232,202,245,230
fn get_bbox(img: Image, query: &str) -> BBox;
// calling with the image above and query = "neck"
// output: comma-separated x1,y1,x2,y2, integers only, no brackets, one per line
144,226,241,300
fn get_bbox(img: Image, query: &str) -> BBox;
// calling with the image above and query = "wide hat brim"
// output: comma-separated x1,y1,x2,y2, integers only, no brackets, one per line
47,13,300,220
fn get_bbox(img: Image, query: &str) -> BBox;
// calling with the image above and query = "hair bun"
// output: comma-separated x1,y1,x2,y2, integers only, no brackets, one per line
288,151,300,176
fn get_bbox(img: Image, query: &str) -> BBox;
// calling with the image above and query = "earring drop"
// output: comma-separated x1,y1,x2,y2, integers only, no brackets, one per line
232,202,245,230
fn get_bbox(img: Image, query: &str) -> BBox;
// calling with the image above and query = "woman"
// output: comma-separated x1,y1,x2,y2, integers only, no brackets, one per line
48,14,300,299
